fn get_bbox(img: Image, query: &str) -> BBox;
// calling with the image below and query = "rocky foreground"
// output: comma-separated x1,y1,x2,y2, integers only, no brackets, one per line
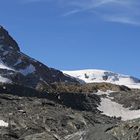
0,83,139,140
0,83,115,140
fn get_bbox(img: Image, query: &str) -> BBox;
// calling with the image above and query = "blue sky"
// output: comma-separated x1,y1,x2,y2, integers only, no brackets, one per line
0,0,140,77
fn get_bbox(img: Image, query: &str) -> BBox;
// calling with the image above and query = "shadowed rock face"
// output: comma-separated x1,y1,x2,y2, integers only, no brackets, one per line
0,26,79,91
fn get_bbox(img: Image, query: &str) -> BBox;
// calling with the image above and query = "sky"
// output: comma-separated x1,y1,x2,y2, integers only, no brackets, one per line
0,0,140,78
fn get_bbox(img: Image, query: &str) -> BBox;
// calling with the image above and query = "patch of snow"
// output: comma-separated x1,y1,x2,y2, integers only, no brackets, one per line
19,64,36,76
94,90,115,97
0,76,11,83
96,91,140,121
0,120,8,127
0,60,14,71
63,69,140,89
0,63,12,70
9,46,14,50
14,59,22,66
124,84,140,89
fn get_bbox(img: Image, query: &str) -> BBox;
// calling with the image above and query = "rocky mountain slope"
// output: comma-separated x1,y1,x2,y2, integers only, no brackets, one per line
0,83,140,140
63,69,140,89
0,26,78,91
0,87,117,140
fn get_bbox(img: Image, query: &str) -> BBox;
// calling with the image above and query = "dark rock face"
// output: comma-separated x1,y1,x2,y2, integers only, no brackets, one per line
0,26,79,91
47,92,100,112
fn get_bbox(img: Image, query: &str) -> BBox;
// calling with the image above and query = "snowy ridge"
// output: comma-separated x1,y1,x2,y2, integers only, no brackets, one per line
63,69,140,89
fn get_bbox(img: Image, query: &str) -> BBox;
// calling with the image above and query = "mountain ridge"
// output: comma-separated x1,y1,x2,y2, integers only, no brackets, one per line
0,26,79,91
63,69,140,89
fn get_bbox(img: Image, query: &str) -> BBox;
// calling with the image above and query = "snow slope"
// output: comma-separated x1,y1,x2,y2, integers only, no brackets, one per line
63,69,140,89
95,91,140,121
0,61,13,83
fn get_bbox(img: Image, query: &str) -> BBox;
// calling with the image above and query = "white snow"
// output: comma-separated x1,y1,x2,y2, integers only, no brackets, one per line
98,98,140,121
94,90,115,97
0,120,8,127
0,60,13,83
0,60,13,71
96,91,140,121
19,64,36,76
63,69,140,89
0,76,11,83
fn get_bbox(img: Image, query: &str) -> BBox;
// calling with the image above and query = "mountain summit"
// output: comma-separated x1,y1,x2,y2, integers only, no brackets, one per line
0,26,78,91
63,69,140,89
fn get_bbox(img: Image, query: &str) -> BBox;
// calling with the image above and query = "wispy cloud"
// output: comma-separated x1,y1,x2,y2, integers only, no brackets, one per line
103,15,140,26
62,9,81,17
20,0,140,26
63,0,140,26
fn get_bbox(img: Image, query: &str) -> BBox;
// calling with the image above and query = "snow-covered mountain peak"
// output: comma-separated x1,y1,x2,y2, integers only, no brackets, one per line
63,69,140,89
